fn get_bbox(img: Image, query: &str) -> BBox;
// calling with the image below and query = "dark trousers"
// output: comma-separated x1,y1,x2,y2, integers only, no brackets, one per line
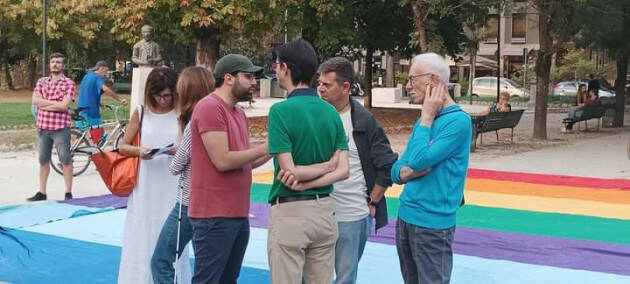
189,217,250,284
396,218,455,284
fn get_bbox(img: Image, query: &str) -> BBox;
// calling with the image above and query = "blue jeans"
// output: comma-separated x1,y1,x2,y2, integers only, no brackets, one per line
396,218,455,284
151,203,193,284
189,217,249,284
335,215,372,284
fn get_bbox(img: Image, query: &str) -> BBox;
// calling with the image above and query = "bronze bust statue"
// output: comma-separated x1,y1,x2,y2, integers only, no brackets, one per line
132,25,163,67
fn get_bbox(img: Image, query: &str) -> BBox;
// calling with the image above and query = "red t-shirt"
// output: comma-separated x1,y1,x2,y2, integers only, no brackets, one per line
188,93,252,218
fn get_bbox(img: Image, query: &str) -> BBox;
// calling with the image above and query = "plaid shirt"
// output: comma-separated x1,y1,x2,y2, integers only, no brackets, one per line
34,75,76,130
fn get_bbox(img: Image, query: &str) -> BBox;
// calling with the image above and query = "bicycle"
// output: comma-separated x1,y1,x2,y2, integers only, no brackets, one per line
50,104,128,176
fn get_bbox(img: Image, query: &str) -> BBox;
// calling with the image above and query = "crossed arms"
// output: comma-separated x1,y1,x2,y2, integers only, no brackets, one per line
201,131,271,172
276,150,349,191
32,91,72,112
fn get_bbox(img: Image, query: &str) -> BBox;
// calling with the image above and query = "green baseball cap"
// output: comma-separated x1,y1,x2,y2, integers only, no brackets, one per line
214,54,263,79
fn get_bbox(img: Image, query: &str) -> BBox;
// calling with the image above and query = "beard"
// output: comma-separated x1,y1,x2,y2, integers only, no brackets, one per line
232,80,253,102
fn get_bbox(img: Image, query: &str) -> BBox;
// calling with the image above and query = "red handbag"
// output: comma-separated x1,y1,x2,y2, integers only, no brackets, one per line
91,106,144,197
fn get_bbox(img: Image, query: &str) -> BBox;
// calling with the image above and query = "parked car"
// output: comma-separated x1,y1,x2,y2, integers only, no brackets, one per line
470,76,529,98
552,81,614,97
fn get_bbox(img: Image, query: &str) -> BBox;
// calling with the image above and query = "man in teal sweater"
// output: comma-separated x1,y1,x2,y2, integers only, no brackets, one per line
391,53,471,284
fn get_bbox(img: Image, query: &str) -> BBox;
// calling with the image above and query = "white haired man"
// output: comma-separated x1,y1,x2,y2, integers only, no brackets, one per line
391,53,471,284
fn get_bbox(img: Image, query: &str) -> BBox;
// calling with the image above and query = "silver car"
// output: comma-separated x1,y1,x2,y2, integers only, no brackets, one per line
552,81,614,97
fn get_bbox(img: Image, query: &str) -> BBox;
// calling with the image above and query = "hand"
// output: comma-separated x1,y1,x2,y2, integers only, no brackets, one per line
277,169,299,188
369,204,376,217
421,81,448,125
139,147,154,160
256,142,268,155
120,98,128,105
400,166,431,183
165,146,178,155
326,151,340,173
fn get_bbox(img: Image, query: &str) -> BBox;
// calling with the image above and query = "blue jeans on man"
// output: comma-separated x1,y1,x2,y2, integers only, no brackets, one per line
189,217,249,284
396,218,455,284
151,202,193,284
335,215,372,284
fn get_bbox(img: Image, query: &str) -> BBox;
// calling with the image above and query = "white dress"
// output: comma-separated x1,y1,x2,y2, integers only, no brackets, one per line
118,107,191,284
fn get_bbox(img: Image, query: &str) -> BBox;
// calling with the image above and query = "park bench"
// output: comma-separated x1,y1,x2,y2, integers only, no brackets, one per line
474,109,525,148
562,102,610,131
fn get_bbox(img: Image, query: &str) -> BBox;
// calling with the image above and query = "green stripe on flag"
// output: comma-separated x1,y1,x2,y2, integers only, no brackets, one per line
252,183,630,245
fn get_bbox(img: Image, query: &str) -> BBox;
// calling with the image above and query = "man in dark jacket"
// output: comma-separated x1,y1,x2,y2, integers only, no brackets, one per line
317,57,398,284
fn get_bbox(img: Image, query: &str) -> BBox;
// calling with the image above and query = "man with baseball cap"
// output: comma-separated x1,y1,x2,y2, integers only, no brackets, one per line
188,54,271,283
76,60,127,144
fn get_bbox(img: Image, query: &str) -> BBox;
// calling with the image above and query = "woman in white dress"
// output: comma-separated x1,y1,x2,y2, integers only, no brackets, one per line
118,67,190,283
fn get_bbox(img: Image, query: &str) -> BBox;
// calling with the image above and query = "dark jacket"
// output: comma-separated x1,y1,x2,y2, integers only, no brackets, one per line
349,98,398,232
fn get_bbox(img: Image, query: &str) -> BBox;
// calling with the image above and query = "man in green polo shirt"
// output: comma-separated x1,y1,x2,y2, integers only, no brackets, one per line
267,39,350,284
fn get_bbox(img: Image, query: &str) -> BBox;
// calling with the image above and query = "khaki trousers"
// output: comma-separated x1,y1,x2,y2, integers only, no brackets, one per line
268,196,338,284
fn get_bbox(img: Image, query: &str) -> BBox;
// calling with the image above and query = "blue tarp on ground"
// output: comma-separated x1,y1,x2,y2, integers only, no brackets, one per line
0,202,113,229
0,228,269,284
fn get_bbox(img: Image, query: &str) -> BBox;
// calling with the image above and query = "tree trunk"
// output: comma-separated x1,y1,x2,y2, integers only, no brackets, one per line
364,45,374,108
533,6,552,140
28,55,38,88
195,28,221,69
385,52,395,87
3,61,13,90
613,53,627,127
410,0,428,52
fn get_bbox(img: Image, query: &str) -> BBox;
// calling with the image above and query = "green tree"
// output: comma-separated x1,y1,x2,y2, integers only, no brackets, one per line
286,0,414,107
109,0,285,68
532,0,586,139
579,0,629,127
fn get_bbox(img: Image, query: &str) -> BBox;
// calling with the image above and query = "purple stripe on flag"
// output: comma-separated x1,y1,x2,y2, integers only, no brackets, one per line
60,194,128,209
248,201,630,276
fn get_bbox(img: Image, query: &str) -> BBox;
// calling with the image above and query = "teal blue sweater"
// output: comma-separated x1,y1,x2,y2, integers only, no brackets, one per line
391,104,471,229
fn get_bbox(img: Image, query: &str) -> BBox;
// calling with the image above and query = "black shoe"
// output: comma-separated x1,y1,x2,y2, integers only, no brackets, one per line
27,192,47,201
64,192,73,200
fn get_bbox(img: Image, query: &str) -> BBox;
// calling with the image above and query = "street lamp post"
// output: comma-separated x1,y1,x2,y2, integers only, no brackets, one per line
496,6,501,102
42,0,47,77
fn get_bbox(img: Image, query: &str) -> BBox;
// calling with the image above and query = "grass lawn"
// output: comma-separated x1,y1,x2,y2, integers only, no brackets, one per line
0,97,129,128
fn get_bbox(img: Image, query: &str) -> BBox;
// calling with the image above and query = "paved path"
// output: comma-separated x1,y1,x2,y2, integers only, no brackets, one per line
471,132,630,179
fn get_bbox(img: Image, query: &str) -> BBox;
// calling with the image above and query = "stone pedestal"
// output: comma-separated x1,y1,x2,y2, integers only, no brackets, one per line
372,87,402,103
259,78,271,98
130,67,153,117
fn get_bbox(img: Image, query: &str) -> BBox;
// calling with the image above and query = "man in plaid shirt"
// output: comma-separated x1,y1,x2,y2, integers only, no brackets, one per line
28,52,76,201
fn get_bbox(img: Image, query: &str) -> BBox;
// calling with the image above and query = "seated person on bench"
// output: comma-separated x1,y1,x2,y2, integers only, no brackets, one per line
563,88,601,131
480,91,512,116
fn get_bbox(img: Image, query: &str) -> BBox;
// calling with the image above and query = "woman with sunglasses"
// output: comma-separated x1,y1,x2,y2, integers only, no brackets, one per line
150,66,215,284
117,67,185,283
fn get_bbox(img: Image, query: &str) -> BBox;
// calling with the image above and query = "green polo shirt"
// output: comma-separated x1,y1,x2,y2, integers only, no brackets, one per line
267,88,349,202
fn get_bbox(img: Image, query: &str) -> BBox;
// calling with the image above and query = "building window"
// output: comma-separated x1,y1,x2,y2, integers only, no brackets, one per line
484,15,499,42
512,13,526,43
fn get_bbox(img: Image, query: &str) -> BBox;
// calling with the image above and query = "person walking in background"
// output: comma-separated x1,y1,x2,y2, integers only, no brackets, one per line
77,60,127,144
151,66,215,284
268,40,350,284
117,67,185,283
188,54,270,284
28,52,76,201
391,53,471,284
317,57,398,284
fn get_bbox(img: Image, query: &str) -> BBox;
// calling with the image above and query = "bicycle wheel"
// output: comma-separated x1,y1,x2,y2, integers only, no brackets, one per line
50,129,92,176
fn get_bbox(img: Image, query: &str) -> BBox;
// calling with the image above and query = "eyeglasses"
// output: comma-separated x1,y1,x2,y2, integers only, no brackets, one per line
271,60,281,70
407,73,432,84
154,93,173,100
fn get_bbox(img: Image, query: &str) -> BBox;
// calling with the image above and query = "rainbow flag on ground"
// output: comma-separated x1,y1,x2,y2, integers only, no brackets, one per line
1,169,629,283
